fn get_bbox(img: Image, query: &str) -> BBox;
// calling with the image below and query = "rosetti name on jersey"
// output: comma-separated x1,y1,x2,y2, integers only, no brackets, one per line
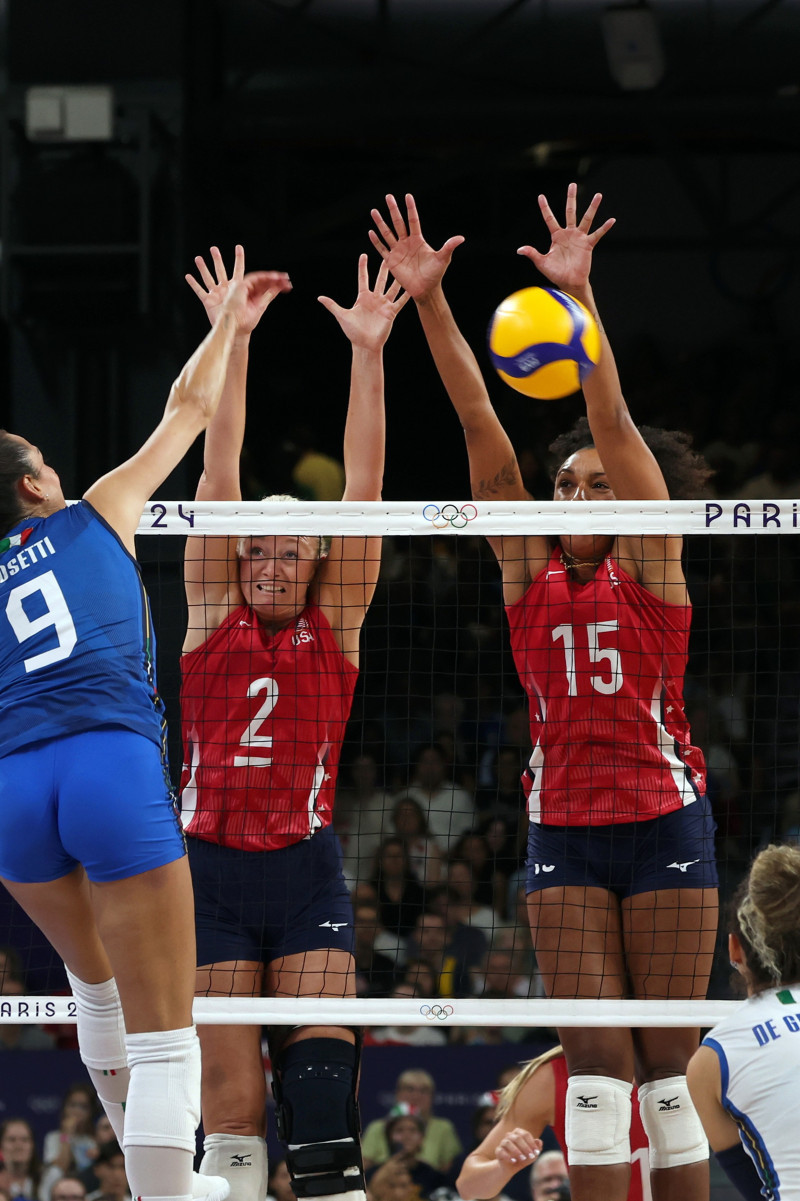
0,537,56,586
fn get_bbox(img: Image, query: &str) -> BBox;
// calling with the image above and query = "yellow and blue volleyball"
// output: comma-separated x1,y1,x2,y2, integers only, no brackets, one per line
487,286,601,400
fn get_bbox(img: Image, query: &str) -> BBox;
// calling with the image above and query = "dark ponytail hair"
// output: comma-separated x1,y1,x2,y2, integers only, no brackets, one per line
0,431,34,538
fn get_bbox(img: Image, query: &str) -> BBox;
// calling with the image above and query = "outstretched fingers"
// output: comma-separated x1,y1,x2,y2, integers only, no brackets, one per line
231,243,245,282
440,234,466,260
316,294,341,318
588,215,616,246
192,251,218,292
357,251,370,295
209,245,229,285
368,227,389,260
184,272,208,300
392,287,411,313
374,256,390,295
564,180,578,227
578,189,604,232
537,192,561,235
404,193,422,237
370,206,396,252
385,193,409,241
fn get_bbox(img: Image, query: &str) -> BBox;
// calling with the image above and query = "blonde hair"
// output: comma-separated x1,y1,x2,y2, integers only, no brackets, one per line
495,1045,563,1120
735,844,800,988
236,495,329,559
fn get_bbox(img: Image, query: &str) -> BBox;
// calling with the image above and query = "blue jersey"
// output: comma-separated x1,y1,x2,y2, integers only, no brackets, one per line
0,501,166,758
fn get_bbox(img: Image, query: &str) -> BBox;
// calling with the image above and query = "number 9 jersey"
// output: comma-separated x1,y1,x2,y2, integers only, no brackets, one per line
506,546,707,826
0,502,168,758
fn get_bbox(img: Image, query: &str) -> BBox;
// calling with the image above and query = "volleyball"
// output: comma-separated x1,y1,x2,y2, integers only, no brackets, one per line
487,286,601,400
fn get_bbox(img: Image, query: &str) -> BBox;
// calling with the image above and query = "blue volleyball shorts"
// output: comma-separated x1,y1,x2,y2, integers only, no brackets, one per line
0,727,185,883
526,795,719,898
188,823,355,967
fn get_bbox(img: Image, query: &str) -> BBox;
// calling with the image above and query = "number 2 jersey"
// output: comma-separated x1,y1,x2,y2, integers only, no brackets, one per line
179,602,358,851
0,502,167,757
506,546,706,825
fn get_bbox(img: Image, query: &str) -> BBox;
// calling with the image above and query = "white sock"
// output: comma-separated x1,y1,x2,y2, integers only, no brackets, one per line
192,1172,232,1201
123,1026,201,1201
199,1134,268,1201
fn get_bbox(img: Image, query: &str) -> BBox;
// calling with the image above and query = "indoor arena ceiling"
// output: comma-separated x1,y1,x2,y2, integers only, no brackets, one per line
9,0,800,160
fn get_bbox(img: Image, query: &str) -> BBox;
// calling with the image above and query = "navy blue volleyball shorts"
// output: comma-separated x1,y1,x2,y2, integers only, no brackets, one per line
188,823,355,967
0,727,184,884
526,795,719,899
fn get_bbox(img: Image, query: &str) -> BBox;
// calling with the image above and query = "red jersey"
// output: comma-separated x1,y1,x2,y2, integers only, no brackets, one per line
506,548,706,826
179,602,358,851
552,1055,649,1201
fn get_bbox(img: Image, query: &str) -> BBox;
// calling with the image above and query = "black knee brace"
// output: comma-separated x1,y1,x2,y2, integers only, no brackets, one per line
271,1035,364,1199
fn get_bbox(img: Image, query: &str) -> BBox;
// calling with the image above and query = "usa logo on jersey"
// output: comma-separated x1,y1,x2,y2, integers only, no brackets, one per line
292,616,314,647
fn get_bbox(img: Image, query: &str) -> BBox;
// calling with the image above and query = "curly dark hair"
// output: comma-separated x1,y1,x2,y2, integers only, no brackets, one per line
548,416,712,500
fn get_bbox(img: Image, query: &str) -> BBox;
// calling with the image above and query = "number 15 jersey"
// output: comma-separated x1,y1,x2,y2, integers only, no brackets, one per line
506,547,706,826
179,602,358,851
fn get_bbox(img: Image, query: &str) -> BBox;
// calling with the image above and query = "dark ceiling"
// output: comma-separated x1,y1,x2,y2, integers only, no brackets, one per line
3,0,800,496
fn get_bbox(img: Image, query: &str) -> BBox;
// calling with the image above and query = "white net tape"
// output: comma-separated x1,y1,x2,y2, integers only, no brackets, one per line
134,497,799,537
0,996,738,1026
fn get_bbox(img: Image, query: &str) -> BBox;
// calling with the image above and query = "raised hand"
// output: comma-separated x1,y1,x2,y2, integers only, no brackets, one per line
369,193,464,301
218,271,293,335
517,181,615,293
186,244,291,333
318,253,409,349
492,1128,543,1171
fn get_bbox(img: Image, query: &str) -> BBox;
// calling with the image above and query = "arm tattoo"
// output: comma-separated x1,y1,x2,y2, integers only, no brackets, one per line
472,457,522,500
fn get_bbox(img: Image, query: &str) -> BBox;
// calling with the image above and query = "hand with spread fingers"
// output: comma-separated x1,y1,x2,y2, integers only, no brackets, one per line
369,193,464,302
186,243,292,332
318,253,409,350
517,181,615,294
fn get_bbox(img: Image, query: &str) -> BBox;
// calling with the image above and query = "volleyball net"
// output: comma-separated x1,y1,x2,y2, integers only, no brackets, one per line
2,496,797,1030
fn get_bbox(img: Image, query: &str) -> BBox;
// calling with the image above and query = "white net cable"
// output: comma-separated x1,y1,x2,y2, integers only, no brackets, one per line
134,497,798,537
0,996,739,1026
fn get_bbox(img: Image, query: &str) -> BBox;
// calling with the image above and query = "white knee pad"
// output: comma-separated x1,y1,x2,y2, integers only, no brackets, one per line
199,1135,268,1201
565,1075,633,1167
65,969,130,1143
638,1076,708,1170
124,1026,201,1154
65,968,128,1070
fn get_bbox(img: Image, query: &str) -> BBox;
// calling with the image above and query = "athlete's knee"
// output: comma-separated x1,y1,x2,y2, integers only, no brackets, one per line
565,1075,633,1166
123,1026,200,1153
638,1076,708,1170
272,1034,364,1201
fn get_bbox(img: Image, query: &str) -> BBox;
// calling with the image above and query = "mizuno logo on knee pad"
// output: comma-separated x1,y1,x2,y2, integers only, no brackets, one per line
229,1155,252,1167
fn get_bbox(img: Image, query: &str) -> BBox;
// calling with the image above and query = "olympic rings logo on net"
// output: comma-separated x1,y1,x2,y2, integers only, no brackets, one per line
422,503,478,529
420,1004,454,1021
